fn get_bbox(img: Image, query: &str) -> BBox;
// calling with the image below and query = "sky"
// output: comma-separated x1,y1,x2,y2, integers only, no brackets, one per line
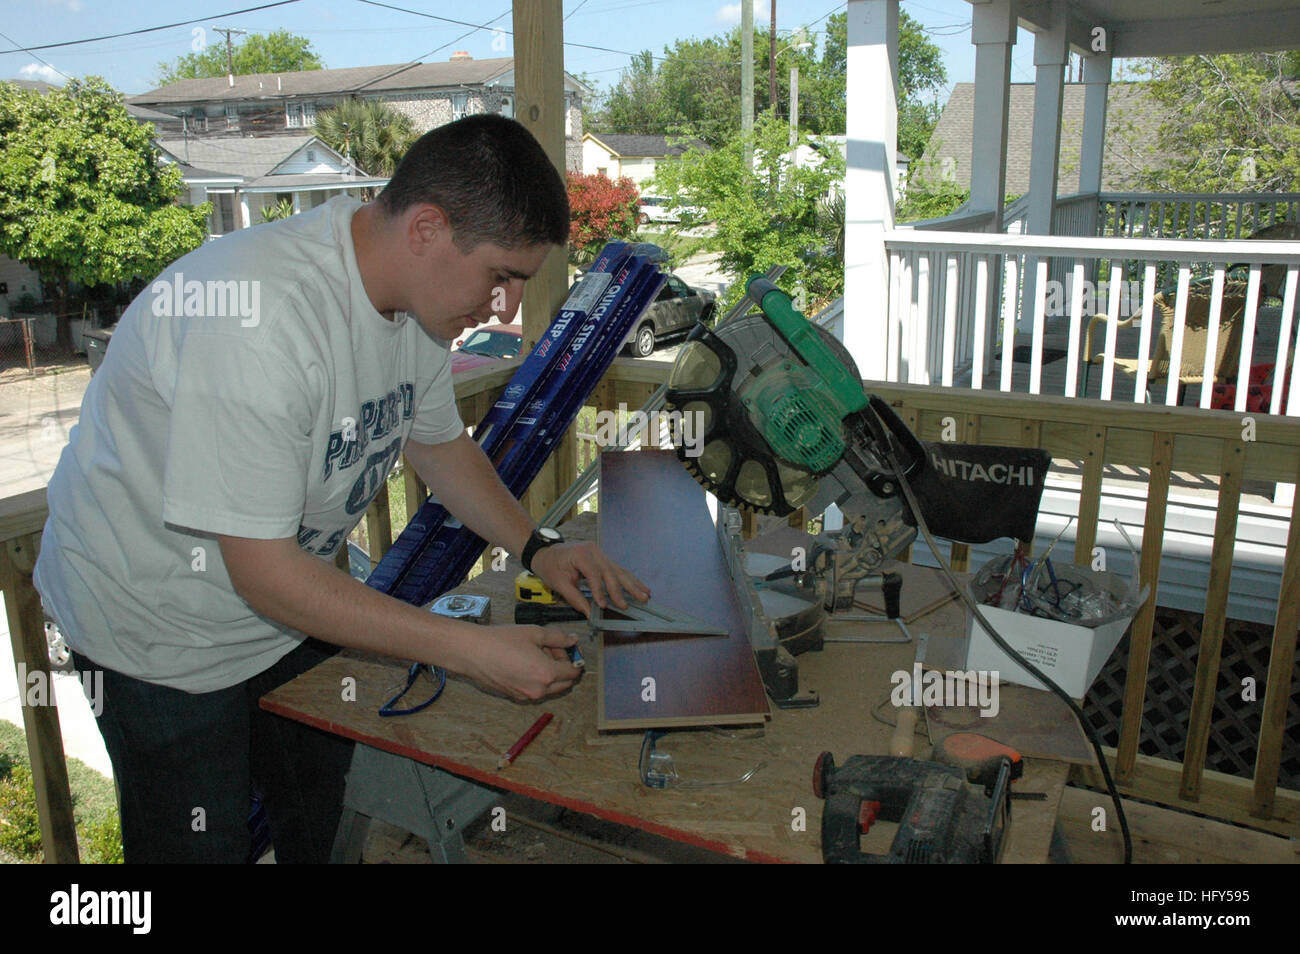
7,0,1044,100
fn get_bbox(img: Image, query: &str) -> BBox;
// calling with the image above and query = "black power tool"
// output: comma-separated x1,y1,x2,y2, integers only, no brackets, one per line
813,734,1021,864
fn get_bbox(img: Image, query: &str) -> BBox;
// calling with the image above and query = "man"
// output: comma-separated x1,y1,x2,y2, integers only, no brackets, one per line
34,115,647,863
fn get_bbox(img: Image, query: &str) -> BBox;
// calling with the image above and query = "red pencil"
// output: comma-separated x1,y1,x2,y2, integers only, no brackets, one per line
497,712,554,769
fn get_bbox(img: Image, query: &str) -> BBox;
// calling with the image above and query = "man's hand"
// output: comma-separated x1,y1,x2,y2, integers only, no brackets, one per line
217,534,581,702
459,625,583,701
530,541,650,617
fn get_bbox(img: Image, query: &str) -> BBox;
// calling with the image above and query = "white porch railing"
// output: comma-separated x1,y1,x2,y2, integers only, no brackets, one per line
882,230,1300,415
1097,192,1300,242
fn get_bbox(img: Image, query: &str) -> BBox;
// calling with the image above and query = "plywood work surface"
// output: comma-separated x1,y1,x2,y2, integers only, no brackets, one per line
596,450,769,729
262,508,1069,862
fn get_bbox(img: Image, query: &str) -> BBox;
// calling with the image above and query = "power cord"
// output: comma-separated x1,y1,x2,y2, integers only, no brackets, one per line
876,427,1134,864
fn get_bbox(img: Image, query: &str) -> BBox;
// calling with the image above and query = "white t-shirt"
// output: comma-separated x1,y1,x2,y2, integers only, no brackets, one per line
34,196,464,692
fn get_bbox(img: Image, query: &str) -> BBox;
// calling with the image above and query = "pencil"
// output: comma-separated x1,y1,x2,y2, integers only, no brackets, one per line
497,712,554,769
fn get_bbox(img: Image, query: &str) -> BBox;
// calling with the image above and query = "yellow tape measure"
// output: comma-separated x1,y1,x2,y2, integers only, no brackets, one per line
514,570,561,605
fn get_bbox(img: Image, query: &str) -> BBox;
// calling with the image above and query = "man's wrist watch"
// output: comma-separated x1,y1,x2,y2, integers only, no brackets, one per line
521,526,564,573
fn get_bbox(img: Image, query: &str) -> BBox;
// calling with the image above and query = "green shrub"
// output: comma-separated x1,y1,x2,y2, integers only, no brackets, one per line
0,761,43,861
81,814,124,865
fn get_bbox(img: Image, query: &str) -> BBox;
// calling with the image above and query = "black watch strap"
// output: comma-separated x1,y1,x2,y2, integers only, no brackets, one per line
521,527,563,573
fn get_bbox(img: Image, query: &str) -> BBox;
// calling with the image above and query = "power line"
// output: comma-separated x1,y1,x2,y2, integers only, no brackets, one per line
0,0,302,55
0,30,74,81
352,0,665,61
415,9,511,60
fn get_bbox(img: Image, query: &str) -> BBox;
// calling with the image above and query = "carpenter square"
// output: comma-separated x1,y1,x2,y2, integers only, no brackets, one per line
590,598,729,636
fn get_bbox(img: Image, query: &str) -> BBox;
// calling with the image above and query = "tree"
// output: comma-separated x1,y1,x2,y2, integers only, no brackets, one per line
592,28,818,145
567,172,640,259
805,11,946,154
314,99,417,178
653,116,845,309
1137,53,1300,195
591,13,945,154
155,30,323,85
0,78,209,346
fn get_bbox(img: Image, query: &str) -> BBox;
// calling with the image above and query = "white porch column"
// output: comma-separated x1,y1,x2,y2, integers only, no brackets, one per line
1026,11,1067,235
968,0,1016,230
1020,6,1069,330
238,193,252,230
1078,53,1111,194
291,192,303,215
843,0,899,380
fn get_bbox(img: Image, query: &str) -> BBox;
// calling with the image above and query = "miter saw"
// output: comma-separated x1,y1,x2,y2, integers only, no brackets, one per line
664,276,1052,707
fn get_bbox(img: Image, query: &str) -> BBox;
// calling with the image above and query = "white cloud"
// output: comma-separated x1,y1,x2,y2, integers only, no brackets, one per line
18,63,65,84
41,0,85,10
715,1,770,26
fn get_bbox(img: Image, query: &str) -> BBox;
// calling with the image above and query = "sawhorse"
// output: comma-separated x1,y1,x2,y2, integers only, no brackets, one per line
330,743,499,863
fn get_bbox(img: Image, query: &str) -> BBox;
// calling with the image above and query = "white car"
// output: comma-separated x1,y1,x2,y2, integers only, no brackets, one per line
637,196,705,226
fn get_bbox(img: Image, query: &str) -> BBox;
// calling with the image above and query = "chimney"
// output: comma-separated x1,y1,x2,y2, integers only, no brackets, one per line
227,73,234,87
277,76,282,91
449,51,472,61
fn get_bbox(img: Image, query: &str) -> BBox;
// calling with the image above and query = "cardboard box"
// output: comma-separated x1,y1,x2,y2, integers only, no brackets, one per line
964,598,1132,698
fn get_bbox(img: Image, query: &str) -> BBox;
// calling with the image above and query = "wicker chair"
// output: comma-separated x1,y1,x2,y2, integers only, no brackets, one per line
1083,280,1248,402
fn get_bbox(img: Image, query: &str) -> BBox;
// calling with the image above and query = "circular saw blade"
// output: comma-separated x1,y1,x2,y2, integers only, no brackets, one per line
665,312,862,516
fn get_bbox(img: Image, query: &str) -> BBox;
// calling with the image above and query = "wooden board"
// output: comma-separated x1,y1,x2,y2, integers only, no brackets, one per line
1056,787,1300,864
596,450,769,730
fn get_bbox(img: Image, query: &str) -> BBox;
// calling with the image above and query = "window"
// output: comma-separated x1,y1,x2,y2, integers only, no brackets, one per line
212,193,236,234
187,112,207,132
451,92,469,121
596,167,608,177
225,104,239,129
499,95,513,118
303,102,316,126
286,102,303,128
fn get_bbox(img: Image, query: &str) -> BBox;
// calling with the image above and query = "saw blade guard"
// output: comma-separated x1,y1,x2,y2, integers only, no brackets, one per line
666,321,823,514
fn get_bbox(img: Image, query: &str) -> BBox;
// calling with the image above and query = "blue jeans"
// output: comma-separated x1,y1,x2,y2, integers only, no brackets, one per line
74,639,353,864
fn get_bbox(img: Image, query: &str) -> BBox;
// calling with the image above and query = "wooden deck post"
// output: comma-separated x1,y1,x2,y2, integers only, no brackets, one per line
513,0,568,520
0,532,79,863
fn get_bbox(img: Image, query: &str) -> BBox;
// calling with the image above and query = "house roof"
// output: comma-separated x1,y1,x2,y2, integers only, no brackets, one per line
126,102,184,125
130,57,586,106
584,133,708,158
155,135,352,179
916,81,1167,195
6,79,59,93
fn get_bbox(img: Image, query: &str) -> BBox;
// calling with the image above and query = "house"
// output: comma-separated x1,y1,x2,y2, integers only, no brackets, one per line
154,136,387,235
913,81,1166,195
130,54,591,171
581,133,707,186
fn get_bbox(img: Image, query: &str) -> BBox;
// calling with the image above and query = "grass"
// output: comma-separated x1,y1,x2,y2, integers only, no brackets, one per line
632,228,712,268
0,718,121,863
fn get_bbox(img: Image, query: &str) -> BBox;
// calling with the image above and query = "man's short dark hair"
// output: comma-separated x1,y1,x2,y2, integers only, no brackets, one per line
378,114,569,250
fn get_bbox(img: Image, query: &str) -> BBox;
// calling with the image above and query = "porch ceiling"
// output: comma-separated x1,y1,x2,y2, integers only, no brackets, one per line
1006,0,1300,57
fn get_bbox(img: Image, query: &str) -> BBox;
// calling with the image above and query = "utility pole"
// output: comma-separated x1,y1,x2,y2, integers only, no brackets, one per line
213,27,245,77
769,0,777,116
741,0,753,167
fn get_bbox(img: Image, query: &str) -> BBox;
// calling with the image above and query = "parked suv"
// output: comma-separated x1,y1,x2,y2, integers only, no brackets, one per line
626,272,716,356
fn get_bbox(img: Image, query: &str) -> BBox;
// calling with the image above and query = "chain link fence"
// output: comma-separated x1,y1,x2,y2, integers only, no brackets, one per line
0,317,37,377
